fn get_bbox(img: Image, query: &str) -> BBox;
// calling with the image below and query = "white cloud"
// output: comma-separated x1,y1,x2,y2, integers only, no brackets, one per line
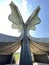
0,0,21,37
20,0,29,22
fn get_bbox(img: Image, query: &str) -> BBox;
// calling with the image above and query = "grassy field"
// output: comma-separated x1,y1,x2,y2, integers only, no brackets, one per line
13,53,20,64
13,53,20,60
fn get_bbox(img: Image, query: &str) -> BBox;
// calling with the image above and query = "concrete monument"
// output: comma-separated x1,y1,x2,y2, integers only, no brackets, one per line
0,1,49,65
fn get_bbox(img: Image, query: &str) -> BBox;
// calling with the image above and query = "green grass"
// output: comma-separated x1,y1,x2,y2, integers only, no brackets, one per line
13,53,20,60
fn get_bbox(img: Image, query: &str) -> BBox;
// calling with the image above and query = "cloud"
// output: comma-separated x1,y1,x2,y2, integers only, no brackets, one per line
0,0,21,37
20,0,28,22
22,0,27,13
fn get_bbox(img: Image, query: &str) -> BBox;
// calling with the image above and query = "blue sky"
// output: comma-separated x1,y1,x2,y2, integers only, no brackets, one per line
28,0,49,38
0,0,49,38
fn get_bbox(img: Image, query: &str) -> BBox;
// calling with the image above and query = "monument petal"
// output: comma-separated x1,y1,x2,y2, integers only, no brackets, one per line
26,6,41,30
8,1,24,31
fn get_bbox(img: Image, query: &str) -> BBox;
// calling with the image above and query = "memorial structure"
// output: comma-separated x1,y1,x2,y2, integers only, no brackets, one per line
0,1,49,65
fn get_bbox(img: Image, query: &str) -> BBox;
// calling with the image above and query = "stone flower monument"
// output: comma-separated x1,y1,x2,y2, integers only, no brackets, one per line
0,1,49,65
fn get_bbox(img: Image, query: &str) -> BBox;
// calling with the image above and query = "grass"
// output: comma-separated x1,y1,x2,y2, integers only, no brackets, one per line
13,53,20,60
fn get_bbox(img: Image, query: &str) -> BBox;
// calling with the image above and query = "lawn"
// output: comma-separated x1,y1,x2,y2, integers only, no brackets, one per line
13,53,20,60
13,53,20,64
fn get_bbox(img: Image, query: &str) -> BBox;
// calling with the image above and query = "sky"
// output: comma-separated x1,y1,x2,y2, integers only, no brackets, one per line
0,0,49,38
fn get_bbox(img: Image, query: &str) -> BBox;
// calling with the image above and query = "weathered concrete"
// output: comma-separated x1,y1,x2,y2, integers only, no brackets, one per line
19,25,33,65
